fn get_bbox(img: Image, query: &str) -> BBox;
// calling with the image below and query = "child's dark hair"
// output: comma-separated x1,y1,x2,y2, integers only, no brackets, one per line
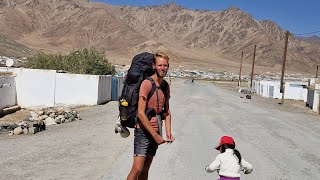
221,144,242,163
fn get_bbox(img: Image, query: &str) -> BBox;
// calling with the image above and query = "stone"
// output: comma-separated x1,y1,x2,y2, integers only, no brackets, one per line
30,111,39,119
49,113,56,118
13,127,23,135
46,109,56,115
44,117,56,126
9,131,14,136
37,110,44,116
56,107,64,115
23,128,28,134
28,121,39,130
18,121,28,127
28,127,36,134
68,115,76,122
77,113,82,120
54,117,61,124
39,115,48,120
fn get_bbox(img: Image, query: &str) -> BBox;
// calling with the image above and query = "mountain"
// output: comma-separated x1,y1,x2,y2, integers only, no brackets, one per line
0,0,319,74
0,0,171,63
298,35,320,45
106,3,320,73
0,35,35,57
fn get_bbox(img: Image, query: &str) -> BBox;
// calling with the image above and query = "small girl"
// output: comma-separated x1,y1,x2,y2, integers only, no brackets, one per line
205,136,253,180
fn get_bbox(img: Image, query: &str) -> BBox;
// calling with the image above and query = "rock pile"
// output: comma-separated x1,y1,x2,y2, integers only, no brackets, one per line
0,107,81,135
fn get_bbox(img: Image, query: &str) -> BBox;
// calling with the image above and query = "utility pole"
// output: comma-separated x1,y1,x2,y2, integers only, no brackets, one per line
250,45,256,91
280,31,289,105
238,51,243,87
316,65,319,78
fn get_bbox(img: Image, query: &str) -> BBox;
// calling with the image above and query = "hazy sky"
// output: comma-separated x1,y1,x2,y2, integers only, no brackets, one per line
94,0,320,37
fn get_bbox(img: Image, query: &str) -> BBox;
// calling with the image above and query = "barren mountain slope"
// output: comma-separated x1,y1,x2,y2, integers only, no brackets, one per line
0,36,35,57
106,3,320,73
0,0,173,60
0,0,319,74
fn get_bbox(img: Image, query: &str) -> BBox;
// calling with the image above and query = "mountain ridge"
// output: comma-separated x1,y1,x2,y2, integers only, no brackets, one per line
0,0,319,74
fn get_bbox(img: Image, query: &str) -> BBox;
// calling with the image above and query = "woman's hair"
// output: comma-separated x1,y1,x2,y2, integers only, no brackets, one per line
154,52,169,64
221,144,242,163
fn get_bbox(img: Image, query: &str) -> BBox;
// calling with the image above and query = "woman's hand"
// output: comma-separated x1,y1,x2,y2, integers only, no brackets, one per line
166,132,175,143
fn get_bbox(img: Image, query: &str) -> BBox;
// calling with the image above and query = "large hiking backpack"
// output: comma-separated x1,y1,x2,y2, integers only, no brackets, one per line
119,52,168,128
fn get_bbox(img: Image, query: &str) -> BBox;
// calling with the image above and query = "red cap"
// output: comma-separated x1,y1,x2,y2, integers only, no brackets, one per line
215,136,235,150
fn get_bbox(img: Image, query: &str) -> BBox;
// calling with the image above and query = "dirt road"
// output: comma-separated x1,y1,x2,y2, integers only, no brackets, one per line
104,79,320,180
1,78,320,180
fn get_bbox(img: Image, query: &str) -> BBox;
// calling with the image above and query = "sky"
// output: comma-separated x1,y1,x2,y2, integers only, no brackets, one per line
94,0,320,37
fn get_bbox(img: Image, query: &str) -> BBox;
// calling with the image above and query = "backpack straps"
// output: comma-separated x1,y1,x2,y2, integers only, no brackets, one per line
146,77,169,112
146,77,156,101
146,77,168,101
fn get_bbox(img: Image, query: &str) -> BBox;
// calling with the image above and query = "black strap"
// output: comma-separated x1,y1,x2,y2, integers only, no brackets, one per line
146,77,156,101
146,77,168,113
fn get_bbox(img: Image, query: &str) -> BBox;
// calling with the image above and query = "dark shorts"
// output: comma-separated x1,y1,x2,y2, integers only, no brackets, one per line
134,128,159,157
219,177,240,180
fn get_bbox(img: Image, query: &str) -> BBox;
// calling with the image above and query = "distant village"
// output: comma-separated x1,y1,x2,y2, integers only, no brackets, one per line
114,64,310,82
0,55,26,67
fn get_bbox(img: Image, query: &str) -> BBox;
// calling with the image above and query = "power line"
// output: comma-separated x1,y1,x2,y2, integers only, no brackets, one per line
293,30,320,36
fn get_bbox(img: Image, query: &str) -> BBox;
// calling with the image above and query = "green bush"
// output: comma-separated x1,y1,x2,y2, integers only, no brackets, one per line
25,48,116,75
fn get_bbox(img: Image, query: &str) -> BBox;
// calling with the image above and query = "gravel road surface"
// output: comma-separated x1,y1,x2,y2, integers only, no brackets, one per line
1,78,320,180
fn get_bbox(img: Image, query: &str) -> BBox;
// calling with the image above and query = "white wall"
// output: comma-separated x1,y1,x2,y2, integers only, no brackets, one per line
313,84,320,113
302,89,308,103
55,73,109,106
1,68,113,107
256,80,307,100
284,82,308,100
0,76,17,109
252,80,260,94
258,80,281,99
15,68,56,108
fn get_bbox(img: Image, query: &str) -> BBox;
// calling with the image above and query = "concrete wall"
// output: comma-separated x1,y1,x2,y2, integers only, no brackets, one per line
258,80,281,99
1,68,113,108
313,84,320,113
0,76,17,109
284,82,308,100
254,80,307,101
15,68,56,107
252,80,260,94
55,73,112,106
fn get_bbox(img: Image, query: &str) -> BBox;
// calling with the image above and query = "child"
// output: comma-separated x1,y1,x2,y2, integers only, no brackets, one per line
205,136,253,180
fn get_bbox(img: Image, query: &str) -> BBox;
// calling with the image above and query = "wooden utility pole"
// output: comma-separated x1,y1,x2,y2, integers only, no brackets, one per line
250,45,256,91
280,31,290,105
316,65,319,78
238,51,243,87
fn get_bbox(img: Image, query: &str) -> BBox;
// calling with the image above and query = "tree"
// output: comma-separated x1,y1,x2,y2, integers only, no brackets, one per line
25,48,116,75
